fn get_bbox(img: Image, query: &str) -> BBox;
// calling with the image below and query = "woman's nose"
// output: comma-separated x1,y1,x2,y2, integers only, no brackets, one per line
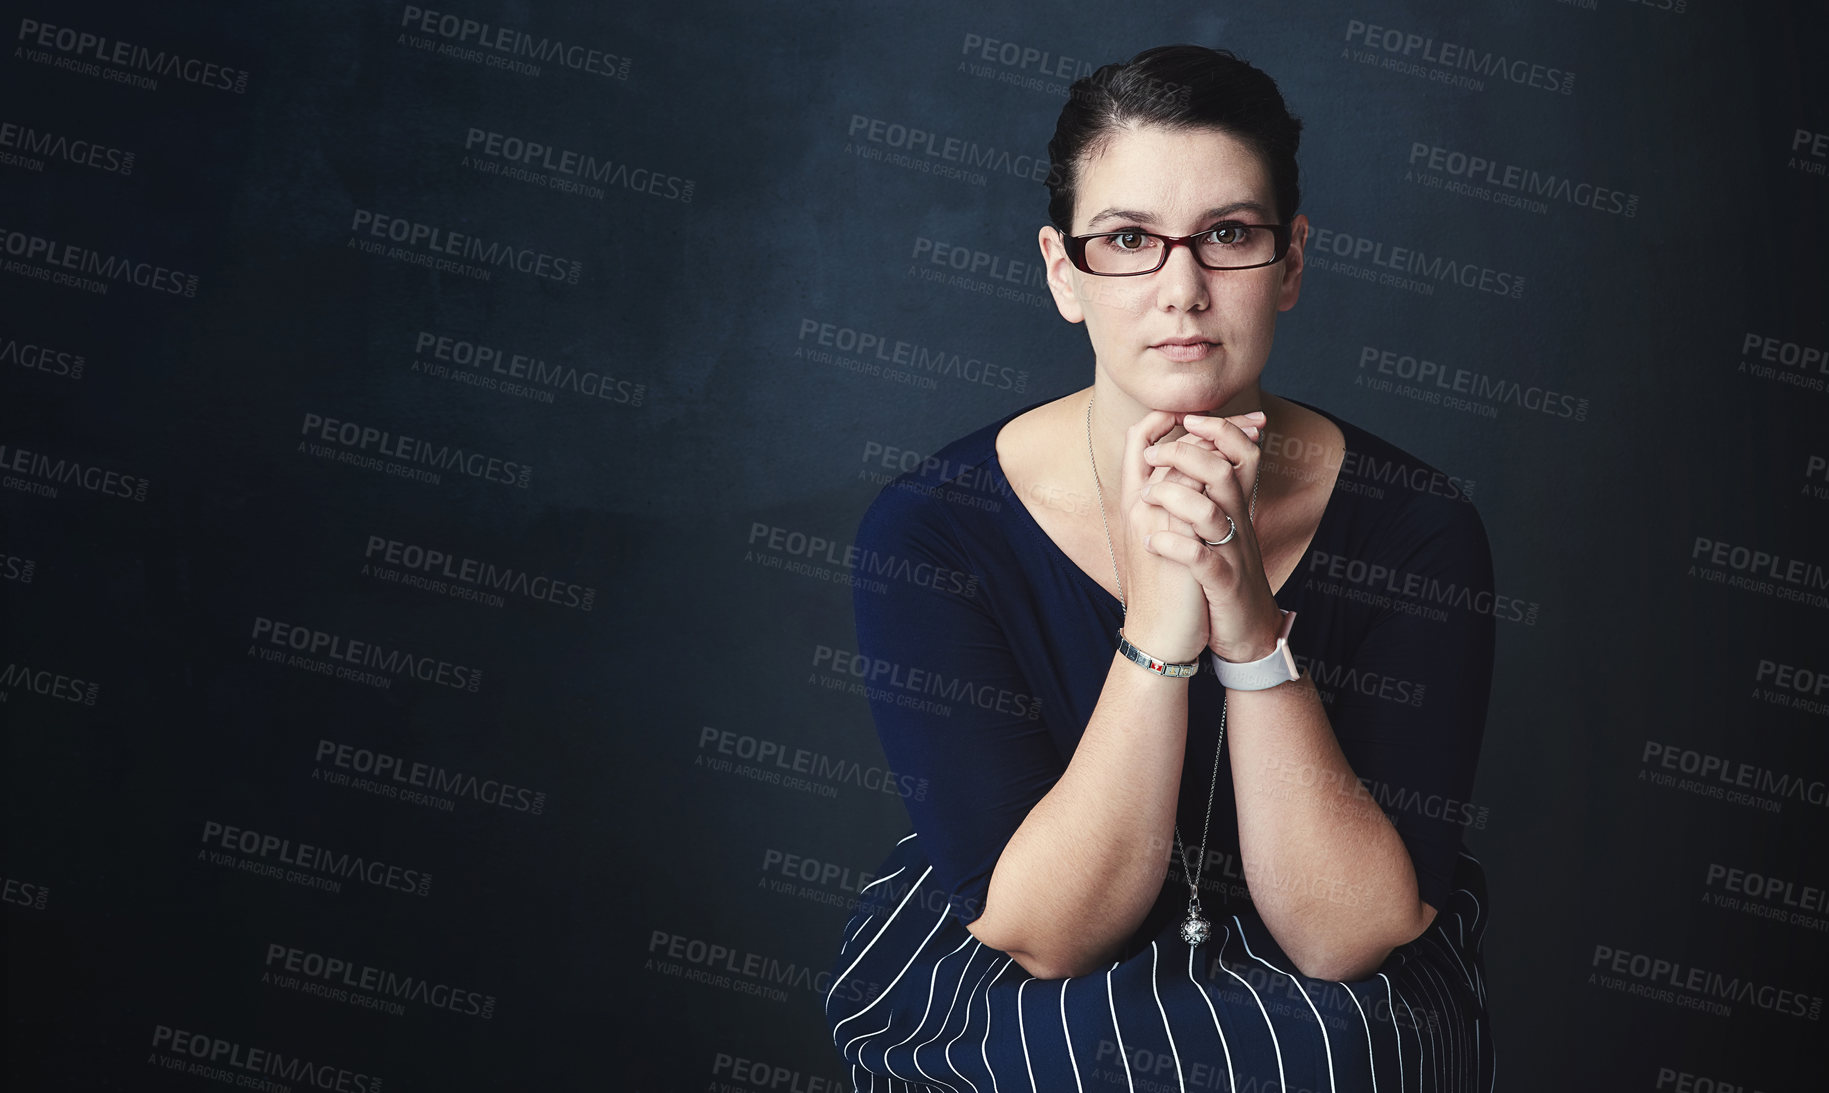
1155,242,1209,312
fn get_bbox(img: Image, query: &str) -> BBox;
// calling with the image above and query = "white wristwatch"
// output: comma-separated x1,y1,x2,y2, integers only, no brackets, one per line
1206,610,1300,691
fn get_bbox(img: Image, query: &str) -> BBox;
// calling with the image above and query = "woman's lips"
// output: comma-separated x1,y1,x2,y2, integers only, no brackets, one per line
1151,340,1219,363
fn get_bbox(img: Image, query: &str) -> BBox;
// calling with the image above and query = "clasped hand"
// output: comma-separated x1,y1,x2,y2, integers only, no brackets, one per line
1114,410,1286,666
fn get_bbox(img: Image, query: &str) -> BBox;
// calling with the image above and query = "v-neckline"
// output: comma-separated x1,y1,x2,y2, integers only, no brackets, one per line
990,397,1349,608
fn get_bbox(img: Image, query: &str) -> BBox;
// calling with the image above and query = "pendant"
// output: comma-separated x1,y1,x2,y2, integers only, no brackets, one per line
1180,896,1211,946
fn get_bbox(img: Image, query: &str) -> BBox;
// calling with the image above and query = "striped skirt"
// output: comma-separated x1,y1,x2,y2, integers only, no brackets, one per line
825,833,1495,1093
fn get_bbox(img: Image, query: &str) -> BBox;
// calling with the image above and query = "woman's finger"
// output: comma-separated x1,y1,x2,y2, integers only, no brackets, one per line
1179,413,1266,465
1142,527,1209,569
1142,442,1251,512
1119,410,1184,502
1140,479,1241,544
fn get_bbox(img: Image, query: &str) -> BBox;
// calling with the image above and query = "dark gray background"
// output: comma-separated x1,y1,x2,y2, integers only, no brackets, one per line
4,1,1826,1089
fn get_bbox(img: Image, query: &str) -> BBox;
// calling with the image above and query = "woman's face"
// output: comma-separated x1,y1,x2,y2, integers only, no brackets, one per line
1039,124,1309,415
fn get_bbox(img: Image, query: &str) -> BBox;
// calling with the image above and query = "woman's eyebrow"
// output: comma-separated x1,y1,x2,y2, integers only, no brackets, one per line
1084,201,1272,229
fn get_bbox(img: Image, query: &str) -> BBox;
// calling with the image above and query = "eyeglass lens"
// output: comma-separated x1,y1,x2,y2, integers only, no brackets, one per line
1082,227,1277,273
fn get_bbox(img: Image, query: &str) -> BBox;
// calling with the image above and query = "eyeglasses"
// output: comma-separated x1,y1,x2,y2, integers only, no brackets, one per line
1058,223,1293,276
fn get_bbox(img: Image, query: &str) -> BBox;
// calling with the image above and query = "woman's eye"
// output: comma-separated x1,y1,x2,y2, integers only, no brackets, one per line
1205,225,1248,246
1110,232,1150,251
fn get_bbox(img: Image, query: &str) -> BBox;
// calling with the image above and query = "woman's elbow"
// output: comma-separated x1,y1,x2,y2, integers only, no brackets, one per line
1292,946,1394,982
1287,899,1439,981
967,915,1107,980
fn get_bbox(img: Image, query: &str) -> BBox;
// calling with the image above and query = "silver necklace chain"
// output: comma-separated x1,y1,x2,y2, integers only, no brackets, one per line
1085,393,1257,945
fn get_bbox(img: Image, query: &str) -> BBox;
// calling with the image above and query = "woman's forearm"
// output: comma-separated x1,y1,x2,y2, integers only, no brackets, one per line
1226,675,1436,980
965,652,1191,979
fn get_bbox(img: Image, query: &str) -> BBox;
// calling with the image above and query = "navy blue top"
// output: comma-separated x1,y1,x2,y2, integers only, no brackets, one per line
826,398,1499,1092
850,397,1494,933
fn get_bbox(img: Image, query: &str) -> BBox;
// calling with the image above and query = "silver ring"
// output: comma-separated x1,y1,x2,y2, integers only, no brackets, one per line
1200,516,1237,548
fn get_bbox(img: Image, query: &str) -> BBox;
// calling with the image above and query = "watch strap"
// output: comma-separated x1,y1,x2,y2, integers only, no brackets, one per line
1207,610,1299,691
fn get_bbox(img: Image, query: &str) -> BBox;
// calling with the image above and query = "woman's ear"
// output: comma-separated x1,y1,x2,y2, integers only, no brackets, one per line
1276,214,1308,313
1039,225,1086,324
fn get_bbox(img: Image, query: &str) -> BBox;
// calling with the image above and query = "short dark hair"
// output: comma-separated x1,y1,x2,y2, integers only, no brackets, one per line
1046,45,1304,231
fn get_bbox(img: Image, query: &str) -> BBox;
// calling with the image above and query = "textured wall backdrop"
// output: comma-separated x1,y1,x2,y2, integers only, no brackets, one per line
3,1,1826,1090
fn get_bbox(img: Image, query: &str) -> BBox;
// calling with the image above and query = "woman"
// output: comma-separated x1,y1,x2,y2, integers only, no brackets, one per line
826,45,1495,1092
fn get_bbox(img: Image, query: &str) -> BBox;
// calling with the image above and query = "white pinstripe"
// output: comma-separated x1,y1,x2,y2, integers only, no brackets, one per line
885,935,974,1087
976,958,1015,1093
860,866,909,895
844,1020,895,1065
1060,979,1084,1093
833,858,1493,1090
1438,961,1469,1089
1234,915,1334,1093
1393,988,1424,1092
1341,979,1378,1093
1416,958,1464,1088
1017,977,1038,1093
1186,945,1236,1093
1377,973,1404,1093
833,899,951,1035
935,946,1002,1093
1211,924,1286,1093
1105,962,1134,1093
829,865,935,1019
1147,943,1187,1093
